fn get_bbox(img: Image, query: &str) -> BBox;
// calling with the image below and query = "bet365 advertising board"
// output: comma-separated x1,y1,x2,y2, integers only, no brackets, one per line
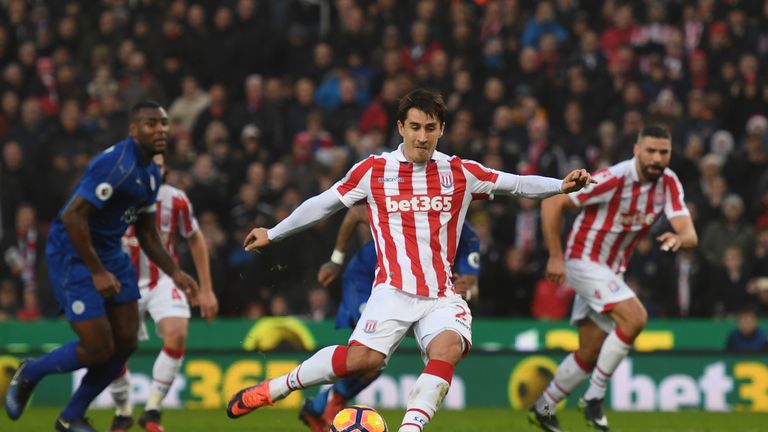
1,318,766,411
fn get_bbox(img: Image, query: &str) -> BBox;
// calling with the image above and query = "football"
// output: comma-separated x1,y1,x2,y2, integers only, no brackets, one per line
330,405,388,432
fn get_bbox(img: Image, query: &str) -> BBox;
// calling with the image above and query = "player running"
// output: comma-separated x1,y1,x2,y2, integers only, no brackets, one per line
226,88,593,431
300,205,480,431
4,102,198,432
108,154,218,432
529,125,698,432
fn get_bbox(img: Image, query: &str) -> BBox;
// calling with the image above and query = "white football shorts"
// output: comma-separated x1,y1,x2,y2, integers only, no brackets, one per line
565,259,636,333
137,276,191,341
349,285,472,364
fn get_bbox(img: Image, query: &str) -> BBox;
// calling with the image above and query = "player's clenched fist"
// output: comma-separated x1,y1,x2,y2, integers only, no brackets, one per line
561,169,596,193
545,256,566,285
318,261,342,287
92,270,121,298
244,227,271,251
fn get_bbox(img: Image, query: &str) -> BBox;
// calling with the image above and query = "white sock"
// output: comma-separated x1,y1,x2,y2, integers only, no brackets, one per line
146,346,184,411
110,366,132,416
534,353,591,414
583,329,632,401
399,360,453,432
269,345,348,401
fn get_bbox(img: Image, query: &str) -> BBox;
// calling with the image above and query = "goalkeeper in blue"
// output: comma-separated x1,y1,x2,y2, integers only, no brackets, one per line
299,205,480,431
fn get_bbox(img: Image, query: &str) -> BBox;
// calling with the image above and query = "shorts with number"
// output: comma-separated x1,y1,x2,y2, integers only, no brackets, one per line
348,286,472,363
137,276,190,341
565,259,636,333
47,251,140,322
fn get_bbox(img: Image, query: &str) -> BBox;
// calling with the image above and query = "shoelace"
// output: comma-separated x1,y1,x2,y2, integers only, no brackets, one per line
242,383,272,407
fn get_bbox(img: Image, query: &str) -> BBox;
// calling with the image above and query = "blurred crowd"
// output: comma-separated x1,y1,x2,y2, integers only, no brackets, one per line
1,0,768,322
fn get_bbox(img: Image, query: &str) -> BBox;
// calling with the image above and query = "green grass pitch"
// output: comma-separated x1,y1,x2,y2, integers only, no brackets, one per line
1,408,765,431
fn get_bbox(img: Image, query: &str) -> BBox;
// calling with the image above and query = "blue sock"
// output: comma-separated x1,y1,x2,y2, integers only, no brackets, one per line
307,375,378,416
60,357,124,420
308,386,332,415
334,375,374,399
23,341,82,383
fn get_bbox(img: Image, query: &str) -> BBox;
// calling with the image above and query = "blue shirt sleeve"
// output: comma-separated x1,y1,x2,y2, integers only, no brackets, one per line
74,146,130,209
455,223,480,276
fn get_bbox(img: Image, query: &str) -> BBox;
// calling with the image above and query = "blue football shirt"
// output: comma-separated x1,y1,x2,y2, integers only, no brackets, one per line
47,137,161,260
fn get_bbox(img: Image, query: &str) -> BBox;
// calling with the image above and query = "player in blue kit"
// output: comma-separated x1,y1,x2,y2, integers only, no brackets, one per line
300,205,480,431
4,101,199,432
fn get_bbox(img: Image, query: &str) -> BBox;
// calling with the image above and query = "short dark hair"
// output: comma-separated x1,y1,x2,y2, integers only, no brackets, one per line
397,88,447,125
131,100,163,122
638,125,671,141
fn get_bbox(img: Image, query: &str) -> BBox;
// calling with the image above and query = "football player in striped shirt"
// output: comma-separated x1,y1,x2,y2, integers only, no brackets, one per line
529,125,698,432
227,88,593,431
299,205,481,431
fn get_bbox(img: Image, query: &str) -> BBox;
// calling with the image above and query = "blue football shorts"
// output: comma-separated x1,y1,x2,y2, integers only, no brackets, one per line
47,251,140,321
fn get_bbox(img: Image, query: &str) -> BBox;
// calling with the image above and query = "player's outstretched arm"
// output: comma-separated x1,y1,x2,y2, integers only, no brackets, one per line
657,215,698,252
244,188,347,252
540,194,578,285
495,169,595,198
317,206,368,287
135,212,200,303
188,229,218,321
61,196,121,298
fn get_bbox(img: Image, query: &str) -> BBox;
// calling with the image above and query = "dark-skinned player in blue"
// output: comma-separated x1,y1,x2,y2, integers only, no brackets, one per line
300,205,480,431
4,101,199,432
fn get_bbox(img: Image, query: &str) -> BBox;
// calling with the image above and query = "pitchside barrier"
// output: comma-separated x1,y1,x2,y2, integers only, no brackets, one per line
1,319,766,411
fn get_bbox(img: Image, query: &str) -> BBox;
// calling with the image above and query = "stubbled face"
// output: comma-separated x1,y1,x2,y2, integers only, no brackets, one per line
397,108,444,164
131,107,169,158
634,136,671,181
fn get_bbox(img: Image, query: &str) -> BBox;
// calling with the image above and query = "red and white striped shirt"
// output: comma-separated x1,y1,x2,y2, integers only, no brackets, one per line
333,145,561,298
123,184,199,289
565,159,689,273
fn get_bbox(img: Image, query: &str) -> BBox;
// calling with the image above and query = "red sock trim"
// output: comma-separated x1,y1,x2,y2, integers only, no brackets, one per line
349,340,365,347
407,407,432,422
423,359,454,385
401,422,424,431
573,352,594,372
553,381,570,396
162,345,185,359
294,364,305,389
614,327,634,345
331,345,349,377
596,365,612,378
117,364,128,378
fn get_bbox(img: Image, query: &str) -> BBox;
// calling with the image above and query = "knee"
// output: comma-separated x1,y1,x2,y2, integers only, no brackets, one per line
428,341,463,365
112,334,138,360
426,332,465,365
81,341,115,366
577,346,600,367
162,326,188,351
623,308,648,338
346,348,385,375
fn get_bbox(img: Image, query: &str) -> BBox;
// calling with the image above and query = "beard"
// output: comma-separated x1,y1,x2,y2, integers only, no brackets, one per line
640,164,665,181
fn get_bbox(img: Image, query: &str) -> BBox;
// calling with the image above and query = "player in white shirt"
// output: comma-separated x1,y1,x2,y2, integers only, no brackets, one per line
226,88,594,431
529,125,698,432
109,155,219,432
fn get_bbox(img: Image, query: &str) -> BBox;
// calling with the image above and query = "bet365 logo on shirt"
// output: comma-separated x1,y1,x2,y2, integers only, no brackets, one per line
385,195,452,212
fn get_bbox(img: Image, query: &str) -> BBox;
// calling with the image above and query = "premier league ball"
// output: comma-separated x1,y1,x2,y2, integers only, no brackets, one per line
330,405,388,432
